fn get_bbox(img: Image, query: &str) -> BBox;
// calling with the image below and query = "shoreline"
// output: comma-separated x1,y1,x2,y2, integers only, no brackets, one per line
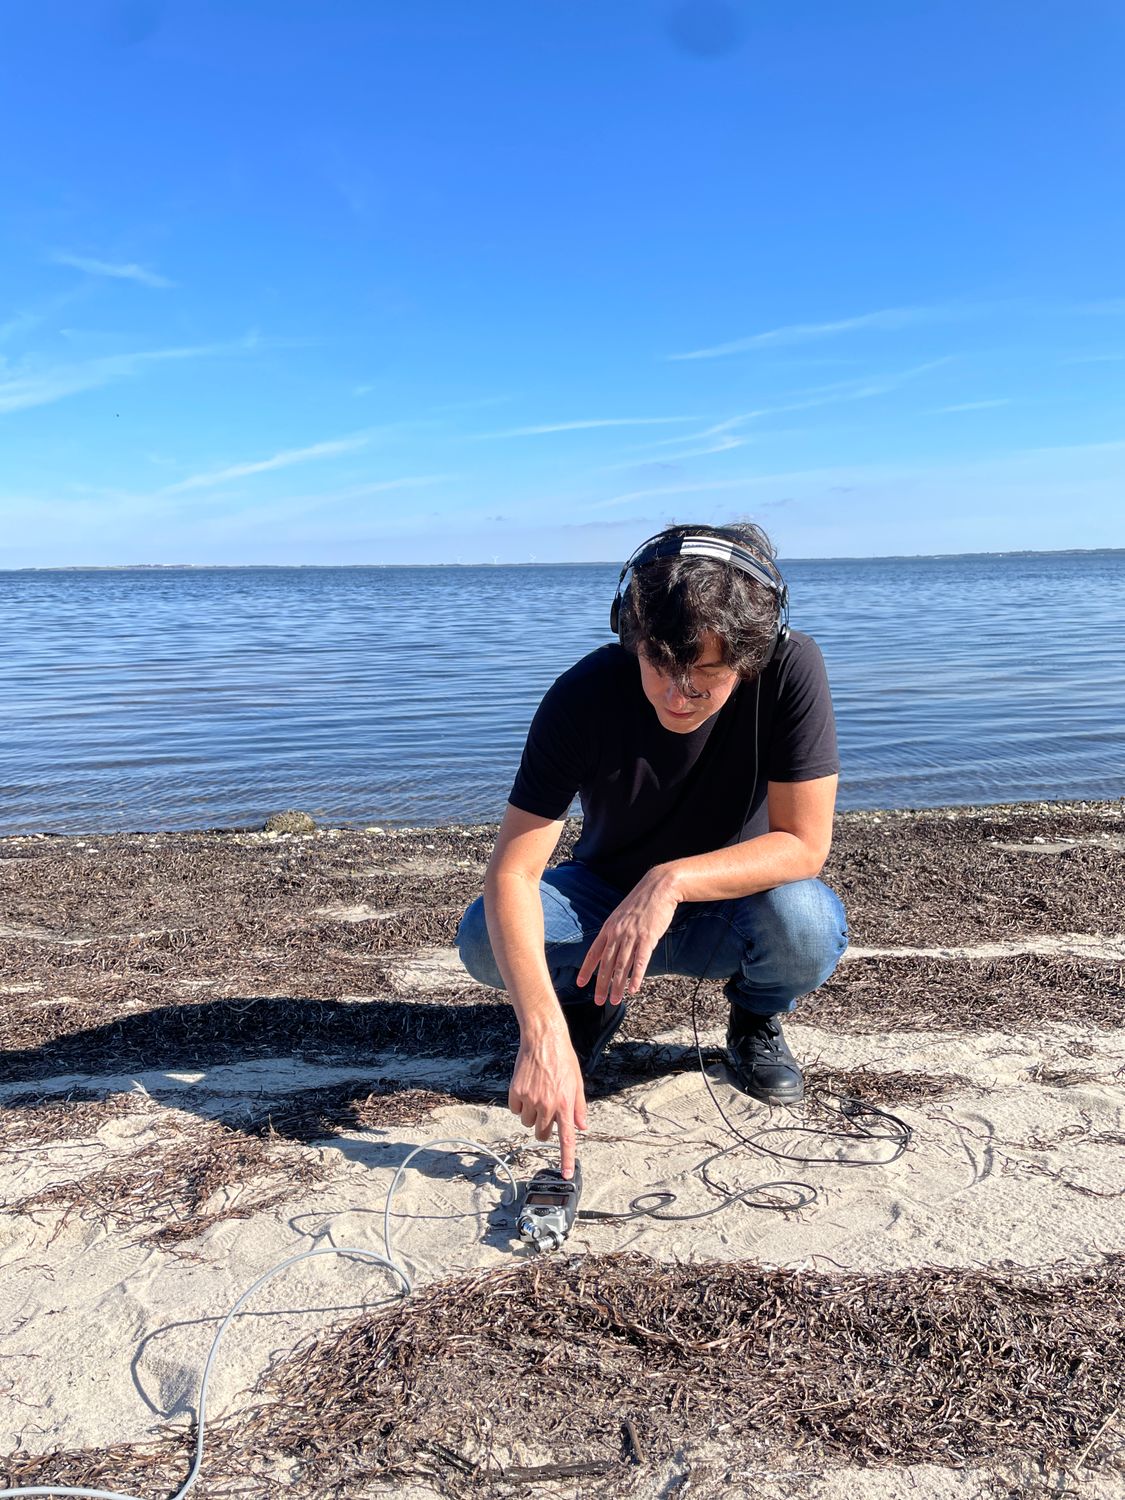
3,792,1123,845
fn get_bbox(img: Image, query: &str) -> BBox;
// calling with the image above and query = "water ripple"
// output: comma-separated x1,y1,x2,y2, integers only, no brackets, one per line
1,555,1122,833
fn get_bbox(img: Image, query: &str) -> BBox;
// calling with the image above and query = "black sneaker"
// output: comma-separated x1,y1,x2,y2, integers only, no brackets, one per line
561,999,629,1078
725,1004,804,1104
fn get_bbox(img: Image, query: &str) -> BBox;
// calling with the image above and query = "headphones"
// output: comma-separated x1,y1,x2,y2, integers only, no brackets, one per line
609,529,791,668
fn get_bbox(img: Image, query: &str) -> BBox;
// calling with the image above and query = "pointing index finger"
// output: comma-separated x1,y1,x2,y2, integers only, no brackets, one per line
557,1111,576,1180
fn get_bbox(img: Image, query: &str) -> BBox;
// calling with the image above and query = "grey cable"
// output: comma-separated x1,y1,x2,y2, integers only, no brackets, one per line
0,1139,517,1500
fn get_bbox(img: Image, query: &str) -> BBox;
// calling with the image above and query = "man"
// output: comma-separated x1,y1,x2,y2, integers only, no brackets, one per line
456,521,846,1179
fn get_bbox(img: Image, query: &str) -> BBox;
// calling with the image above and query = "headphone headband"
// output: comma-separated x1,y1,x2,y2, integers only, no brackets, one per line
616,532,783,596
609,529,790,665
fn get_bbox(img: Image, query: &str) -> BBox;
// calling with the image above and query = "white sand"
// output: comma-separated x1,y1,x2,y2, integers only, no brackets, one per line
2,919,1123,1492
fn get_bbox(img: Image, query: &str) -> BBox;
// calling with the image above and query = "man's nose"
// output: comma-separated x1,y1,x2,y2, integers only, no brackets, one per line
665,680,702,707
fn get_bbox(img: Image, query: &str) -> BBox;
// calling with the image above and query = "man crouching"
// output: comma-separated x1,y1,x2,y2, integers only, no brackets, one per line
456,521,847,1177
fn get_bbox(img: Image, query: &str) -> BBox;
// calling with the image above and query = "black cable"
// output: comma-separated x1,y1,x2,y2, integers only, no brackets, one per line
578,1177,814,1224
575,663,913,1229
688,986,913,1168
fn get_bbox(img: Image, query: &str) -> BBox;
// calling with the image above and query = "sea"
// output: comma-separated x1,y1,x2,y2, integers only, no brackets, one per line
1,552,1122,836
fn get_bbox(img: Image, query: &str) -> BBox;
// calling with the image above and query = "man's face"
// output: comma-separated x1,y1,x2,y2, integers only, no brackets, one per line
637,630,741,734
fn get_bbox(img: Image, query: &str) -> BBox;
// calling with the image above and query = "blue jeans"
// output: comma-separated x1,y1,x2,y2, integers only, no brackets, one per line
455,862,847,1017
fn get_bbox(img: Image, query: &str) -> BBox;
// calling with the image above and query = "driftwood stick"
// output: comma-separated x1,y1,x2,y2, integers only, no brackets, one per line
624,1415,647,1465
1073,1406,1120,1472
503,1459,618,1481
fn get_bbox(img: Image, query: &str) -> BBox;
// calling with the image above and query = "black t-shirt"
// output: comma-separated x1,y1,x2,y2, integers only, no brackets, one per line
508,632,839,892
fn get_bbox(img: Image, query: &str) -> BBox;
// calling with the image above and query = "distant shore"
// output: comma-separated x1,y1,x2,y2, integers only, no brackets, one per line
5,546,1124,572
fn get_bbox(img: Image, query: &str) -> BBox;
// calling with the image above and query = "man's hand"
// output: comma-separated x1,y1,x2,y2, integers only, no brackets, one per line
577,868,680,1007
508,1020,587,1179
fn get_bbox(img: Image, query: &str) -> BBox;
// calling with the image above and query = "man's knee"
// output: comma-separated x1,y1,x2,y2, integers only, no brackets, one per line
455,896,505,990
752,879,848,993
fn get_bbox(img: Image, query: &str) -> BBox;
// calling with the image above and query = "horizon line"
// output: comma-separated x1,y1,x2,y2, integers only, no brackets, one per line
4,545,1123,573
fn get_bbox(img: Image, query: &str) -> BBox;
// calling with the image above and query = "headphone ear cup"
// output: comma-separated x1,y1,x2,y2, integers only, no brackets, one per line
609,591,621,637
759,628,778,671
758,597,789,671
768,582,790,665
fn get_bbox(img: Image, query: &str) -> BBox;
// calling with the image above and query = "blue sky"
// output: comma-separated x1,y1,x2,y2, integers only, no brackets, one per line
1,0,1122,566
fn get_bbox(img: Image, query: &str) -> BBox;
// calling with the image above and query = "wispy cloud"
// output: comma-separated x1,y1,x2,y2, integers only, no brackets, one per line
929,398,1012,414
646,435,748,463
698,360,953,429
1062,351,1125,365
1,285,91,347
333,474,454,495
600,433,749,470
606,359,955,468
667,305,961,361
630,414,762,453
49,251,176,289
0,308,44,345
162,474,457,528
476,415,700,439
0,337,251,415
594,437,1125,515
817,356,956,400
163,432,377,493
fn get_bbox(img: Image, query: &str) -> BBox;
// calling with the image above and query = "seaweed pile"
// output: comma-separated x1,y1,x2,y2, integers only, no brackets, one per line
4,1253,1122,1497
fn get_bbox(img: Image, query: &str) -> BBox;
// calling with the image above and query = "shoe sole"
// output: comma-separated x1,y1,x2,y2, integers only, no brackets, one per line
724,1050,805,1105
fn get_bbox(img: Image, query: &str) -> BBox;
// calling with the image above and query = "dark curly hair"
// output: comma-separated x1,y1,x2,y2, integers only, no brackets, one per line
618,521,782,691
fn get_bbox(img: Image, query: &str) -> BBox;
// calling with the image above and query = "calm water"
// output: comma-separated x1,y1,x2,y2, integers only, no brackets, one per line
1,555,1122,835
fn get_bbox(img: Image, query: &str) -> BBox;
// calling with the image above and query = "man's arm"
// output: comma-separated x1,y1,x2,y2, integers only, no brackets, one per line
577,774,838,1006
484,803,587,1178
654,773,838,902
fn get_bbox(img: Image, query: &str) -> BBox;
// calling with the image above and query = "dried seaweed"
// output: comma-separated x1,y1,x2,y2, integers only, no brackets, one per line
241,1250,1125,1480
12,1118,328,1247
1029,1061,1124,1089
4,1071,513,1242
805,1065,959,1105
0,1088,141,1149
235,1078,497,1140
0,1078,496,1156
823,805,1125,944
594,950,1125,1045
0,993,516,1085
3,803,1123,993
5,953,1121,1088
0,830,481,938
4,809,1123,1085
804,953,1125,1033
5,1253,1122,1498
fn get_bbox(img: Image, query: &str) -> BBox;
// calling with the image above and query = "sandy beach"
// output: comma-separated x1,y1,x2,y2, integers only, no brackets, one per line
1,801,1123,1498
